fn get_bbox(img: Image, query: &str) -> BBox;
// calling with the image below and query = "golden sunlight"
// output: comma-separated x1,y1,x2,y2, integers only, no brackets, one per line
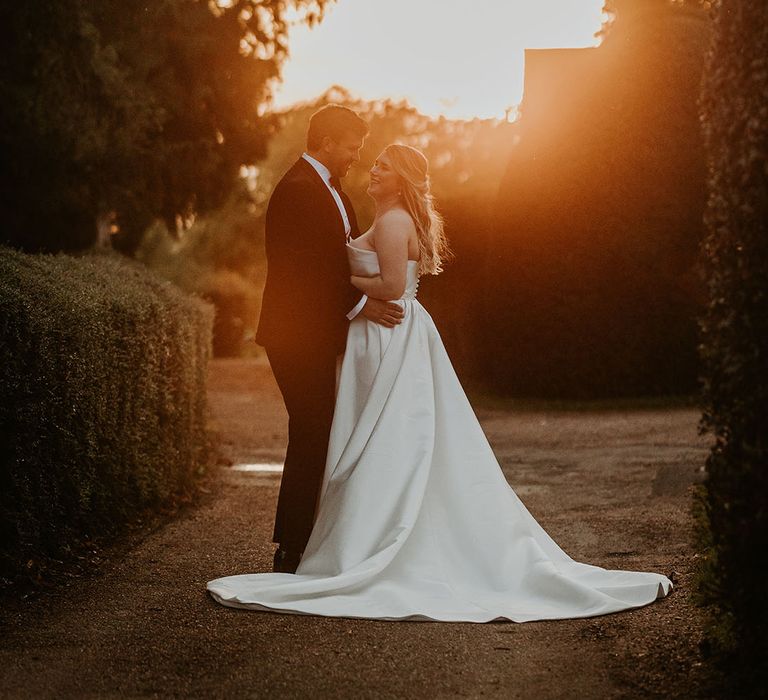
274,0,607,120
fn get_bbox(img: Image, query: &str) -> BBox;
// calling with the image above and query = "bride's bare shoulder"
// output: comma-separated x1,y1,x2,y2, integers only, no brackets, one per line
377,207,416,234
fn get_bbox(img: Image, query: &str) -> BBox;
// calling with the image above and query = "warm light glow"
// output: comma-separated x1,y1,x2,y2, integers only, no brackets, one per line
273,0,607,120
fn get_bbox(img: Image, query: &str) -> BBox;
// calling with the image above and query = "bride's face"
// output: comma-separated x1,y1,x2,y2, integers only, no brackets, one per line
368,152,400,200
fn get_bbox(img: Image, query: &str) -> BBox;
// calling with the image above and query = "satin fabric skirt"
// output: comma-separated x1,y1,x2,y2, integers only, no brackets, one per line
207,299,672,622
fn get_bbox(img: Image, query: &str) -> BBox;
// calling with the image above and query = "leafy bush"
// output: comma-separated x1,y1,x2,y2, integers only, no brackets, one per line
0,247,213,582
135,192,264,357
697,0,768,693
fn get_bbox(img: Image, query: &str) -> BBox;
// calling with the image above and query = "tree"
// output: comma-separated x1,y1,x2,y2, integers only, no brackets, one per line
0,0,331,253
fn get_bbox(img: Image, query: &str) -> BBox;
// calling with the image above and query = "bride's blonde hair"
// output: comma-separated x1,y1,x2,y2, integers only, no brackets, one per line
384,144,451,276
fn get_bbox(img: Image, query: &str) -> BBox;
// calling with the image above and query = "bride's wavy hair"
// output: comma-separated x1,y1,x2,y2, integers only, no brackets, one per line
384,144,451,276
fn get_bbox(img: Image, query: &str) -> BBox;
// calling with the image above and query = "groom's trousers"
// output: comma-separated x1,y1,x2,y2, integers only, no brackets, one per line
265,344,338,553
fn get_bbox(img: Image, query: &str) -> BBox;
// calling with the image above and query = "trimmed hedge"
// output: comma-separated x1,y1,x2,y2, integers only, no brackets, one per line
697,0,768,693
0,247,213,581
488,5,708,399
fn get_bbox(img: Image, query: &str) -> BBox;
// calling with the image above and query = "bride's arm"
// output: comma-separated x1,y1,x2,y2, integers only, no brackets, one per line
351,210,414,301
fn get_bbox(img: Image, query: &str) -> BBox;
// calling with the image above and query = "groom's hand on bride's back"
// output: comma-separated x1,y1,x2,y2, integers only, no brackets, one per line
360,298,404,328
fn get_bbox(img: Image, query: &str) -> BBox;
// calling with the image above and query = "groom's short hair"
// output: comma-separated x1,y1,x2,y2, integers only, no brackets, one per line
307,105,369,150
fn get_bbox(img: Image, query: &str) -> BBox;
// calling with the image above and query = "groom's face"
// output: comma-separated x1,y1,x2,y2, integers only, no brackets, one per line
324,133,365,180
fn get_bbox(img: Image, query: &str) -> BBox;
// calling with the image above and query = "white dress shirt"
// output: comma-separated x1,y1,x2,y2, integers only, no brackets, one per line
301,153,367,320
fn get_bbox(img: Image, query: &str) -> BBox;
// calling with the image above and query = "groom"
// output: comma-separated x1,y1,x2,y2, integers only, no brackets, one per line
256,105,404,573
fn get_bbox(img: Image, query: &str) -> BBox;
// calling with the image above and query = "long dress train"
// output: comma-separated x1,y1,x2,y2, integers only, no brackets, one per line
206,245,672,622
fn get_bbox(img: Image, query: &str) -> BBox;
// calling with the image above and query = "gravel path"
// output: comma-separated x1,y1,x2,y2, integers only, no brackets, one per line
0,358,714,699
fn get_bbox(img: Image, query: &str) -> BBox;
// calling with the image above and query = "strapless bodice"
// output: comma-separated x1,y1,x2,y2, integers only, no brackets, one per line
346,244,420,301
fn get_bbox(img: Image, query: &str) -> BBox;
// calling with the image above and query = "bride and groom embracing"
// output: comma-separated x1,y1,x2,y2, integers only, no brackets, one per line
207,105,672,622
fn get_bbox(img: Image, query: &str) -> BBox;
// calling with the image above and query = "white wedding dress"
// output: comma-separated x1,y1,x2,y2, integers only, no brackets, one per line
207,244,672,622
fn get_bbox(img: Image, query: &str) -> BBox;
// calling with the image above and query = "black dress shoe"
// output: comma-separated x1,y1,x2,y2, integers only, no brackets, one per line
273,546,302,573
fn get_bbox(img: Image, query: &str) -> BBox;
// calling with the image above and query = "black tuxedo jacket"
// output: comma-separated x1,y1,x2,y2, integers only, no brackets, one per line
255,157,362,353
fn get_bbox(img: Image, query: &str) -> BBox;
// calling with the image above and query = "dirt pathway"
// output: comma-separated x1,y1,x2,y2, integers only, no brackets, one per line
0,358,714,699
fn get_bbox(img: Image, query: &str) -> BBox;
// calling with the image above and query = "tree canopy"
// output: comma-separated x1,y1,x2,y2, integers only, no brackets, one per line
137,87,516,357
0,0,331,253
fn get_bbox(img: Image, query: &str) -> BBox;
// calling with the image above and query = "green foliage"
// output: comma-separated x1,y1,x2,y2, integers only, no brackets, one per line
696,0,768,692
0,246,213,582
136,185,264,357
0,0,331,253
491,2,710,398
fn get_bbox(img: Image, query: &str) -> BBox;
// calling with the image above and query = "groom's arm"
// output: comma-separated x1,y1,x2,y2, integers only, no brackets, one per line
343,273,403,326
345,290,404,326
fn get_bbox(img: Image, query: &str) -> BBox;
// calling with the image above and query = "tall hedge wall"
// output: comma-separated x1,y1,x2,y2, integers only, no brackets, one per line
0,247,213,582
488,5,708,399
698,0,768,692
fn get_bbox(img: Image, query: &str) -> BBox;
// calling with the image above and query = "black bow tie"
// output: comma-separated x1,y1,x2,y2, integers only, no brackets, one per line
330,176,342,192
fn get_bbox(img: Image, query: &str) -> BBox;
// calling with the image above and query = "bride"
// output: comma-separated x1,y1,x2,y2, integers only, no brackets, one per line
207,144,672,622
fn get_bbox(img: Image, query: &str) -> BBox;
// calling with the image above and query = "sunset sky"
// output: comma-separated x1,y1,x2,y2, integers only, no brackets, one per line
273,0,607,120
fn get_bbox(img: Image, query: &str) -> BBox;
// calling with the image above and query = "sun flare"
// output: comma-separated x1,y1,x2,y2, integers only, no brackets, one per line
273,0,607,120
